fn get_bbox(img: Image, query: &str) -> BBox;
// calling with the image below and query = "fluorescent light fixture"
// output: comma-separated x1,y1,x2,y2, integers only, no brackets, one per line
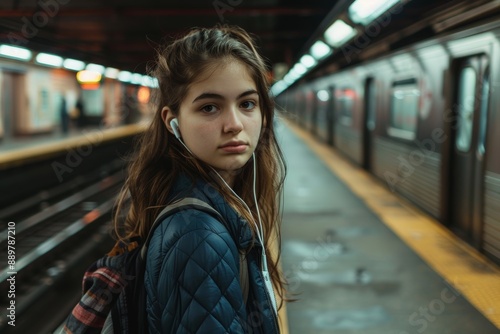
324,20,357,47
118,71,132,82
283,73,296,85
300,55,316,68
0,44,32,61
104,67,119,79
141,75,158,88
86,63,105,74
35,53,63,67
270,81,288,97
288,69,302,80
131,73,143,85
63,58,85,71
310,40,332,60
293,63,307,75
76,70,102,84
349,0,401,25
151,77,159,88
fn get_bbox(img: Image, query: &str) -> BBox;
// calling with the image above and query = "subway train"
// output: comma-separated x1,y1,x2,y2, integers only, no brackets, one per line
277,17,500,264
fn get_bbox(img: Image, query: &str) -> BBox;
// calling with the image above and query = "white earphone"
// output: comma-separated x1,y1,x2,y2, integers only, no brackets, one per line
170,118,181,139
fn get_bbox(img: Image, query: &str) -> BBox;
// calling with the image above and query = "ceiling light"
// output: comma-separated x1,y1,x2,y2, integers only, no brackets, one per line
310,41,332,60
0,45,32,61
76,70,102,90
293,63,307,75
300,55,317,68
349,0,401,26
270,81,288,97
86,63,105,74
104,67,119,79
76,70,102,84
288,69,302,80
317,90,330,102
118,71,132,82
131,73,143,85
141,75,157,88
63,58,85,71
283,74,295,85
35,53,63,67
151,77,159,88
324,20,357,47
141,76,159,88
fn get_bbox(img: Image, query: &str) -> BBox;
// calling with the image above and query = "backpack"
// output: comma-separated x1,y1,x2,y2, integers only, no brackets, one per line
62,197,248,334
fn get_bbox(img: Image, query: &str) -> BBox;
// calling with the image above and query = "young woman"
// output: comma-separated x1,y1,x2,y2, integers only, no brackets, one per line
113,26,287,333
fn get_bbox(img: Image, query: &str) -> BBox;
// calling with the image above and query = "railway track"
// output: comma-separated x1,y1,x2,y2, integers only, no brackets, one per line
0,159,126,333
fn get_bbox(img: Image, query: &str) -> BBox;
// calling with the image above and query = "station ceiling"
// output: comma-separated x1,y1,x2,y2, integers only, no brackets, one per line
0,0,337,74
0,0,498,78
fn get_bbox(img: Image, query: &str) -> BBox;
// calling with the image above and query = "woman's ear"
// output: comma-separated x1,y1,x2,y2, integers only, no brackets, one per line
161,106,177,136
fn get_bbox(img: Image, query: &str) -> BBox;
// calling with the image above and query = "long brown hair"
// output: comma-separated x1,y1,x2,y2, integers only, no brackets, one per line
113,25,288,308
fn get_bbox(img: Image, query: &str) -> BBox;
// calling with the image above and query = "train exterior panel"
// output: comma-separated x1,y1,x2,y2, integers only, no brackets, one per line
484,173,500,260
280,18,500,264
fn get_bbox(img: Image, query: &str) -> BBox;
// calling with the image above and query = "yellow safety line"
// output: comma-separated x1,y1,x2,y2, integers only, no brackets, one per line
284,118,500,329
270,232,289,334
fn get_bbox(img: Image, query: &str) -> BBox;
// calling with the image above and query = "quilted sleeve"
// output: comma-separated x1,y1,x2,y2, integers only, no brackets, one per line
149,220,247,334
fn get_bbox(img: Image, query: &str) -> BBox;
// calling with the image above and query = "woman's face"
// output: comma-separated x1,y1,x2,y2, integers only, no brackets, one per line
172,60,263,186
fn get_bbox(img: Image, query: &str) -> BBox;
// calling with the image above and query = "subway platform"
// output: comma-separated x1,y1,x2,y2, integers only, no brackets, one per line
277,118,500,334
1,115,499,334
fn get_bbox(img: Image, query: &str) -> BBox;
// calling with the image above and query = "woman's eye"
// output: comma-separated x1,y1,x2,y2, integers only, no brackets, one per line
201,105,218,113
241,101,256,110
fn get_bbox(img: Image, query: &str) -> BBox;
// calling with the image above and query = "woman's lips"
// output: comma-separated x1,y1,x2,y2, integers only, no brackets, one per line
220,144,248,153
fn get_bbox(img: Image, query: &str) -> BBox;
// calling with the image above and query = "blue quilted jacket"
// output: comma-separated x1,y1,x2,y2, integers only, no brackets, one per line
144,174,281,334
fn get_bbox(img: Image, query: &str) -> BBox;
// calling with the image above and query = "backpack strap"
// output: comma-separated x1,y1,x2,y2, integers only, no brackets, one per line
138,197,249,332
140,197,225,259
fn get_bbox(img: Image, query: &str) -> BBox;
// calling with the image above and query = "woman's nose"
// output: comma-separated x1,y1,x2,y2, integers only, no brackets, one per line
223,107,244,133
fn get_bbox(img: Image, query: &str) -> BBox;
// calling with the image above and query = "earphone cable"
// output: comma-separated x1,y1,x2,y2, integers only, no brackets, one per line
177,135,277,313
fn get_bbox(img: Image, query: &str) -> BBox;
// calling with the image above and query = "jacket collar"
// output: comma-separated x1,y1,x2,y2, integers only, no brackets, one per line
170,173,256,250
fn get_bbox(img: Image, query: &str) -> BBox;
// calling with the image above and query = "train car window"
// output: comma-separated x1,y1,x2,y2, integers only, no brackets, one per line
388,81,419,140
478,71,490,155
456,67,476,152
339,88,355,126
366,80,376,131
317,90,330,102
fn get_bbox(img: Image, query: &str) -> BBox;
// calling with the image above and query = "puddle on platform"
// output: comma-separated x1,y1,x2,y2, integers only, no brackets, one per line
283,240,346,258
305,306,390,329
295,268,373,285
333,226,376,237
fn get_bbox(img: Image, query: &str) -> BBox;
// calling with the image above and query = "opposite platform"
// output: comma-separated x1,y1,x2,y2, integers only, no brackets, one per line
0,123,146,169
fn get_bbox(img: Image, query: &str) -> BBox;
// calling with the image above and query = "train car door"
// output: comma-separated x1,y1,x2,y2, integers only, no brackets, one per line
311,90,318,136
448,55,489,247
363,78,376,171
305,90,315,134
299,91,307,127
327,86,335,146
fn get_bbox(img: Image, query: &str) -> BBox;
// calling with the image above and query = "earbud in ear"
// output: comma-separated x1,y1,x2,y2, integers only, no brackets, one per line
170,118,181,139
